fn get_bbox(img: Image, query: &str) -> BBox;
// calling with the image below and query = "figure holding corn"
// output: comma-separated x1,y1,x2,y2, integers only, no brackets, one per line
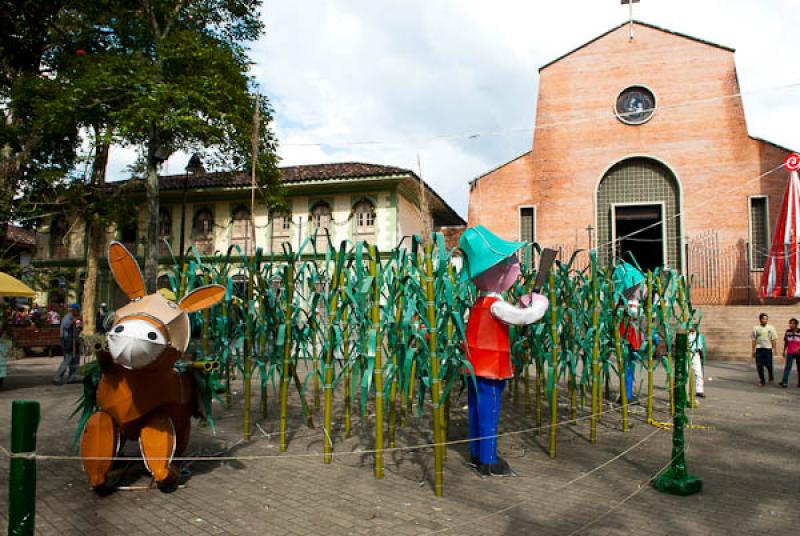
460,226,550,477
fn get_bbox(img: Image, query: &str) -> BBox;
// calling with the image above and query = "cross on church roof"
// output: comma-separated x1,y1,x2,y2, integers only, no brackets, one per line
621,0,640,40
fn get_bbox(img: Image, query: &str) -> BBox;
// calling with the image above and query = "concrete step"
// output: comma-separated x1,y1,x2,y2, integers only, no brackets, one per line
696,304,800,361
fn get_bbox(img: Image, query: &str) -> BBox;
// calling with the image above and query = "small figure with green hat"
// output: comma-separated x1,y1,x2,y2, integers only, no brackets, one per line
613,261,647,403
460,225,550,477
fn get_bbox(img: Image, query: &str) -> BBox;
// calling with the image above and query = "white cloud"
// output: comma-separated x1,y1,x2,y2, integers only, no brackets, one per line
106,1,800,217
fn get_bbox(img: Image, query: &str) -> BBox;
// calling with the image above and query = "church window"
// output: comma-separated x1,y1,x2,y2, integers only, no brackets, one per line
519,206,536,243
615,86,656,125
749,196,769,271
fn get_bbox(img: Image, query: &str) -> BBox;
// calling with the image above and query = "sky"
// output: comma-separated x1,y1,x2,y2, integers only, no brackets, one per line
105,0,800,218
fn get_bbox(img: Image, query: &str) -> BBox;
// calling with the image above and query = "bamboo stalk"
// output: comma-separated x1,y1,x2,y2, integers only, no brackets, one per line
312,316,320,411
343,308,352,437
323,261,344,463
548,272,559,459
609,275,629,433
388,289,403,449
202,273,210,359
260,331,268,419
656,275,675,416
535,357,543,433
370,245,385,480
590,265,600,443
423,241,444,496
292,364,314,429
568,312,576,422
243,260,255,441
279,261,295,452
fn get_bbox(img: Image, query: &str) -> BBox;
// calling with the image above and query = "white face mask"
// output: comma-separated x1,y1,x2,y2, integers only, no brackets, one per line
107,319,168,369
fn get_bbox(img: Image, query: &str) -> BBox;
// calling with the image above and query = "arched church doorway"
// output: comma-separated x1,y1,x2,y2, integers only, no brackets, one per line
596,157,681,271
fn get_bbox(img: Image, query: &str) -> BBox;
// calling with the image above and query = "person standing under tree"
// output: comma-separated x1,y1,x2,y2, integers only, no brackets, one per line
53,304,82,385
752,312,777,387
780,318,800,388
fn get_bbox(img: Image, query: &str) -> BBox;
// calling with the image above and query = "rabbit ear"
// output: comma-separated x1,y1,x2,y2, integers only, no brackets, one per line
178,285,225,312
108,241,145,300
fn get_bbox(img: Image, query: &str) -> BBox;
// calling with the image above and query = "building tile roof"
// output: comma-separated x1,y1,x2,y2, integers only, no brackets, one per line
2,225,35,248
119,162,413,191
110,161,466,226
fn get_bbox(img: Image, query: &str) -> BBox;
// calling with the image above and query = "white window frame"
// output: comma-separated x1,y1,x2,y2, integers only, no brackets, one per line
518,205,536,243
748,195,770,272
610,201,667,268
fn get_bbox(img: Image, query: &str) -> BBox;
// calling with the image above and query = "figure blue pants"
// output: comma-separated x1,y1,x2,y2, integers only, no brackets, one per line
467,377,506,465
625,350,638,400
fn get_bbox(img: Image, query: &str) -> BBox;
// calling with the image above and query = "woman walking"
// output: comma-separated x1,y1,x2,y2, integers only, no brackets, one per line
780,318,800,388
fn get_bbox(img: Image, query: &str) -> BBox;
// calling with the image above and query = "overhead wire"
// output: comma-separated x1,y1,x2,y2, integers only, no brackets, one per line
280,81,800,147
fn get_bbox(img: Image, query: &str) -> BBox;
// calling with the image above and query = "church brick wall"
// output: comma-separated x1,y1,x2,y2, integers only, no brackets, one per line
468,22,790,273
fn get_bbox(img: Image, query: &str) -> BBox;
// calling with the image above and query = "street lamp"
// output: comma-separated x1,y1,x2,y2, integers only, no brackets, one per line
179,153,205,273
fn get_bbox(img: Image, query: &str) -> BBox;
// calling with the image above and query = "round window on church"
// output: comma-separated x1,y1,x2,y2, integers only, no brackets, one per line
615,86,656,125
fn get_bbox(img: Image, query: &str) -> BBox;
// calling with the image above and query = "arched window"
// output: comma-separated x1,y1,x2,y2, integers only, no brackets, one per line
193,208,214,255
353,199,376,244
270,209,291,252
231,205,253,255
271,209,291,236
310,202,331,231
158,209,172,256
50,215,68,259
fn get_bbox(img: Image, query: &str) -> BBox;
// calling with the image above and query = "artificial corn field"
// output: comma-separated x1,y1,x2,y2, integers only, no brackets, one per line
138,233,701,497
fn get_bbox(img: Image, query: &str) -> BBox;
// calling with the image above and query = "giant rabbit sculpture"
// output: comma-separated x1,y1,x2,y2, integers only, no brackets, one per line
80,242,224,491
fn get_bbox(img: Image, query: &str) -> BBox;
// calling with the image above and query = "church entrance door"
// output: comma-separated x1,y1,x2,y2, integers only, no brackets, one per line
612,203,665,271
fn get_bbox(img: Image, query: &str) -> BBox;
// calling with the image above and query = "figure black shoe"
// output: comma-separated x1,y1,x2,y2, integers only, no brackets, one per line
489,457,513,477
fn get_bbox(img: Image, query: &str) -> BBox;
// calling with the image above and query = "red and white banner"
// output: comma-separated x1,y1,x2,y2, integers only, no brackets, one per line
761,169,800,297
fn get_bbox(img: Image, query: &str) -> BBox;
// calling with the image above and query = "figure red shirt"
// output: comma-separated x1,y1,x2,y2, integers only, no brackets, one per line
465,296,513,380
619,317,642,350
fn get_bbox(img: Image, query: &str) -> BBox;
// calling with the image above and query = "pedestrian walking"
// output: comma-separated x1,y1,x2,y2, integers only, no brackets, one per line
53,304,81,385
779,318,800,388
752,312,777,386
688,327,705,398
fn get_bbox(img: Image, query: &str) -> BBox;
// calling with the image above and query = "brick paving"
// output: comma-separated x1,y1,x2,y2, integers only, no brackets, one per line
1,356,798,535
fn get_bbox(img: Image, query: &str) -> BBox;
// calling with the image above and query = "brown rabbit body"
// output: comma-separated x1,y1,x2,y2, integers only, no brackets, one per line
80,242,224,491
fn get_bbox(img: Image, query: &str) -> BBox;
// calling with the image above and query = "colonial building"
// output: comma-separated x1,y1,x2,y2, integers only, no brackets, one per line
468,21,794,304
33,162,464,308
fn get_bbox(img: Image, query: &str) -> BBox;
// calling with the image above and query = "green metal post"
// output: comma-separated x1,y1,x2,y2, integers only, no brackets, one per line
9,400,40,536
654,331,703,496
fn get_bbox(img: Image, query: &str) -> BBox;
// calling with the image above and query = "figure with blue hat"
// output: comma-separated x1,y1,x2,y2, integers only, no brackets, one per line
459,225,549,477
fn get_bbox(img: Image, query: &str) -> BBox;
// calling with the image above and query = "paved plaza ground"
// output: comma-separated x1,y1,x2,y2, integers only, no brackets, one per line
1,356,798,535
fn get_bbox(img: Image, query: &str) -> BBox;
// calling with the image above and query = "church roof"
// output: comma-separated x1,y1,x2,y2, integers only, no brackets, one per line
469,151,531,187
539,20,735,72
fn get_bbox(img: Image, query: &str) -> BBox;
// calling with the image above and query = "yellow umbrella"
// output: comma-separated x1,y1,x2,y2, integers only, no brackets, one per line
0,272,35,298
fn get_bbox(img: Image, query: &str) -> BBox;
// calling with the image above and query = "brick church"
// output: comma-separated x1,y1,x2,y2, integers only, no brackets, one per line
467,21,794,305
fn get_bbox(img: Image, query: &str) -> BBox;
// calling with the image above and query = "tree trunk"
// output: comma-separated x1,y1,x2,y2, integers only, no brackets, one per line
144,145,160,293
81,131,111,335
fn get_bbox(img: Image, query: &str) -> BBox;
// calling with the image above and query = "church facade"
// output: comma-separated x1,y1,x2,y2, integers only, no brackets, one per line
467,21,793,304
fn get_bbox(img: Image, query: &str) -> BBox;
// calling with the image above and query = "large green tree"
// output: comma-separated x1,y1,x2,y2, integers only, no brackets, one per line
92,0,279,291
1,1,83,223
4,0,280,318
